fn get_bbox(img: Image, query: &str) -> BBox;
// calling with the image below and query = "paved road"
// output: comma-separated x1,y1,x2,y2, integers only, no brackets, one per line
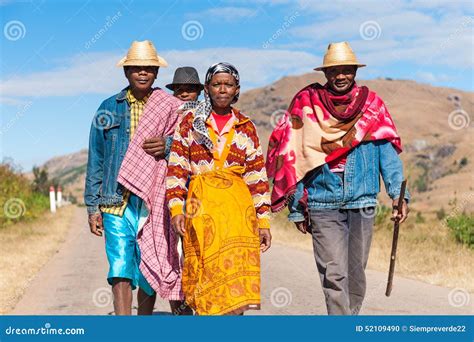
12,206,473,315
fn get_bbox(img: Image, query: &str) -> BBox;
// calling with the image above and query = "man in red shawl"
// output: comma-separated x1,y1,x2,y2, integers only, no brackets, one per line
266,42,410,315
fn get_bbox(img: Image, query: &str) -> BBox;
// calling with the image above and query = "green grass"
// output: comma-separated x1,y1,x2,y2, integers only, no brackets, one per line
445,214,474,249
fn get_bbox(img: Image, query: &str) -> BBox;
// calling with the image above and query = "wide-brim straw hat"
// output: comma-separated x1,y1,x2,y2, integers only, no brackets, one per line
117,40,168,67
314,41,366,71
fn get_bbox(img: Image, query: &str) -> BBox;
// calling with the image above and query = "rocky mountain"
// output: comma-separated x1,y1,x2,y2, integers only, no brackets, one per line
38,73,474,212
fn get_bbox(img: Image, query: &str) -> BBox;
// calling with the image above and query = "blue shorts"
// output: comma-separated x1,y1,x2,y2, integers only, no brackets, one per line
102,194,155,296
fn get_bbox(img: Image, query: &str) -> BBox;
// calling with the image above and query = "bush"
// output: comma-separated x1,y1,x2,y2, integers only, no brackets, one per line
413,172,428,192
445,214,474,248
0,162,49,228
415,212,425,224
436,207,446,220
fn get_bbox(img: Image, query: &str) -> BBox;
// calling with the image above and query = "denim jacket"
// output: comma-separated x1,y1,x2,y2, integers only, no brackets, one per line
84,88,133,214
288,140,410,222
84,87,175,215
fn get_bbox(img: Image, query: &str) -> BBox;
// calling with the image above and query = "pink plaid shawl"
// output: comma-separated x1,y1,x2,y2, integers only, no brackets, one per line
266,83,402,212
117,88,184,300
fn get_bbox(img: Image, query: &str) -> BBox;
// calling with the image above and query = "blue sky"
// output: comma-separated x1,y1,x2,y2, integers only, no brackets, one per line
0,0,472,171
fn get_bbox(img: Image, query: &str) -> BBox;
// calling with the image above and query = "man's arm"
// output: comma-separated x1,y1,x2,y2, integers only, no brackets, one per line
379,140,410,223
84,109,105,236
142,97,181,160
287,180,310,234
84,115,105,214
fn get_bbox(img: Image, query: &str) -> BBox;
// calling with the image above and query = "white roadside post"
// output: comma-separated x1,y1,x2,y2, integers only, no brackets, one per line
49,185,56,213
56,186,62,208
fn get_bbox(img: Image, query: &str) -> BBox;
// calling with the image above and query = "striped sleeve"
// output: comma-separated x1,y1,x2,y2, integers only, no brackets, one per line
243,122,271,229
166,114,192,218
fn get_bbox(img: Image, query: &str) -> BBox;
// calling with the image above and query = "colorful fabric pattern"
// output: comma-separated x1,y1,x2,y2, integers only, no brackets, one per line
117,88,184,300
167,109,271,228
183,166,261,315
166,108,270,315
266,82,402,212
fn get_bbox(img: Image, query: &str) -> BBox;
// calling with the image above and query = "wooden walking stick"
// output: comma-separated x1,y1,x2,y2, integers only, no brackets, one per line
385,179,407,297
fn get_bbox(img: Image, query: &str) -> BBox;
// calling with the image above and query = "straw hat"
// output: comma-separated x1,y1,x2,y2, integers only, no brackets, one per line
116,40,168,67
314,41,366,71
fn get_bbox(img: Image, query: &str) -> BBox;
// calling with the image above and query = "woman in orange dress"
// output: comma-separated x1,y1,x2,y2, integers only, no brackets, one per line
166,62,272,315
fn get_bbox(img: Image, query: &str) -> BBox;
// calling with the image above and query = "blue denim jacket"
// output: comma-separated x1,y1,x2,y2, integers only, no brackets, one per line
84,88,175,215
84,88,132,215
288,140,410,222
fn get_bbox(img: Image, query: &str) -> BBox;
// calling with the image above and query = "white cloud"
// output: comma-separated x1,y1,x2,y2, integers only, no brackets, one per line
415,71,453,83
0,97,31,106
289,7,473,68
0,48,321,102
188,6,258,22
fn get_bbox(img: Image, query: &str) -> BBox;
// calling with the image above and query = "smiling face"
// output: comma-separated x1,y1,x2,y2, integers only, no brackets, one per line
124,66,158,97
324,65,357,94
205,73,240,112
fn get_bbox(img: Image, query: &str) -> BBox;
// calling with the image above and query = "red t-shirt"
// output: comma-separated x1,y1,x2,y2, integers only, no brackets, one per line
212,112,233,133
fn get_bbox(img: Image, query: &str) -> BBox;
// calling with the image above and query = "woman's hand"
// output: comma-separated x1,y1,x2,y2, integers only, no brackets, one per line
171,214,186,236
259,229,272,252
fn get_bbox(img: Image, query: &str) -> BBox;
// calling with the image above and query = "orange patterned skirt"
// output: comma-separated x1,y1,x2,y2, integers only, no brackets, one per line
182,167,261,315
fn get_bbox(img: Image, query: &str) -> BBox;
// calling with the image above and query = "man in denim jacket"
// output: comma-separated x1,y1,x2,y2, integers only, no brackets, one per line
84,41,172,315
266,42,409,315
